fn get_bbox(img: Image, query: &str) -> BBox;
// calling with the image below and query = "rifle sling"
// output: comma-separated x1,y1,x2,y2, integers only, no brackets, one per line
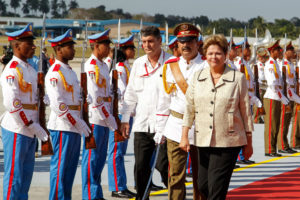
169,62,188,94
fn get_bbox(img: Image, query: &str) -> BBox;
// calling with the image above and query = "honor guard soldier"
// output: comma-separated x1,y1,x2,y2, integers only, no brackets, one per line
45,29,91,200
155,23,204,200
107,35,136,198
253,47,269,123
121,26,172,200
291,48,300,150
81,29,117,200
227,39,238,70
0,23,48,200
264,40,289,157
168,37,181,57
277,42,298,153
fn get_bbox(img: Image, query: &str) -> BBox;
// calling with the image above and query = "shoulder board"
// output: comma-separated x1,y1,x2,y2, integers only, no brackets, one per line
10,61,18,68
53,64,61,72
239,60,241,65
259,63,263,66
165,57,179,64
90,59,96,65
201,55,206,60
270,60,274,64
284,61,288,65
118,62,125,67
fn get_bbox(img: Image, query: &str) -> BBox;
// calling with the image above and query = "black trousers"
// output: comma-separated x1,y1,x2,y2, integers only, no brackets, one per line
197,146,241,200
134,132,168,200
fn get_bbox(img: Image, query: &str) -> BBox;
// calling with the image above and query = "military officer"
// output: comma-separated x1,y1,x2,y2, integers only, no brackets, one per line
0,23,48,200
46,29,91,200
227,39,238,70
155,23,204,200
264,40,289,157
277,42,298,153
120,26,172,200
81,29,117,200
107,35,136,198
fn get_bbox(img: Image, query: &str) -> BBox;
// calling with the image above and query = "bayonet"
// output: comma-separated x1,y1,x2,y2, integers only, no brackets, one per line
137,18,143,57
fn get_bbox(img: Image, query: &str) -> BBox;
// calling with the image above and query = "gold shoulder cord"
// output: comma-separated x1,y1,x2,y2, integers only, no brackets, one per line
123,64,130,84
162,63,176,94
94,64,107,94
15,67,32,101
287,64,294,78
273,63,279,79
58,70,74,102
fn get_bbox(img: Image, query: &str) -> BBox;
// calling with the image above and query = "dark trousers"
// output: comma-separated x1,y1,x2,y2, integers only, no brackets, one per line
134,132,168,200
197,146,241,200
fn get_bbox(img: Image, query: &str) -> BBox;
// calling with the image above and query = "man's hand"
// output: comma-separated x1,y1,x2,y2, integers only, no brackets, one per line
121,122,130,139
243,133,253,160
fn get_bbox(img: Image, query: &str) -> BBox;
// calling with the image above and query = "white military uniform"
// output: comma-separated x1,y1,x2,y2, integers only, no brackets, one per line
104,57,113,70
236,58,262,108
85,54,116,129
264,57,289,104
155,54,204,144
281,59,300,103
121,50,171,132
227,59,238,70
257,60,267,90
0,56,39,136
45,59,85,133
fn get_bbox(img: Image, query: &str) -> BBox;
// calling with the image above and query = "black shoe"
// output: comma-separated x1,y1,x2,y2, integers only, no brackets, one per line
124,189,136,197
234,165,240,169
293,147,300,150
236,159,255,164
265,153,282,157
278,148,297,154
112,190,135,198
186,172,193,178
244,159,255,164
150,183,164,191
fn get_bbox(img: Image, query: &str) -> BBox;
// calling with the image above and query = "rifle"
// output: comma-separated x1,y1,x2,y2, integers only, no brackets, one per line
81,20,96,149
253,29,265,115
137,18,143,57
282,34,292,113
112,19,126,142
38,13,54,156
240,26,247,74
165,22,169,51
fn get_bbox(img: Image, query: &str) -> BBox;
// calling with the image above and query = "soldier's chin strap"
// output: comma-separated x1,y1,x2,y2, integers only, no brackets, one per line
142,144,161,200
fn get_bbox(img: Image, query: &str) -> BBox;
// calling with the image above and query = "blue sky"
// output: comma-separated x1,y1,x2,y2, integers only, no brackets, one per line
79,0,300,22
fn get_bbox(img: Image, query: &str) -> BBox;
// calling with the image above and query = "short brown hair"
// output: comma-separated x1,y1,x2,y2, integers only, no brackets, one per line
203,34,228,56
141,26,161,39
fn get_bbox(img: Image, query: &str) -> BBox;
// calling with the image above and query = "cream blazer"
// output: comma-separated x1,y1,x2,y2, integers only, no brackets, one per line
183,66,254,147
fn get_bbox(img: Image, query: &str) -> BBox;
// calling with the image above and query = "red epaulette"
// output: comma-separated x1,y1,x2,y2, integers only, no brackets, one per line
270,60,274,64
118,62,125,67
165,57,180,64
10,61,18,68
284,61,288,65
53,64,61,72
201,55,206,60
90,59,96,65
239,60,241,64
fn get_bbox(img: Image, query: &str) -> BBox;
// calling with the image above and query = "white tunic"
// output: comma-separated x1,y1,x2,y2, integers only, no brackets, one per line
85,54,112,127
155,54,204,143
0,56,38,137
45,59,82,134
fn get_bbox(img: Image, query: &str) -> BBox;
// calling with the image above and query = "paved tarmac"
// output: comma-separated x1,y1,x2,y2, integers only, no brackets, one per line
0,60,299,199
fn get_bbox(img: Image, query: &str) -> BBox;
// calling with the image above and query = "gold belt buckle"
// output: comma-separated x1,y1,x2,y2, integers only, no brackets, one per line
170,110,184,119
68,105,81,111
22,104,38,110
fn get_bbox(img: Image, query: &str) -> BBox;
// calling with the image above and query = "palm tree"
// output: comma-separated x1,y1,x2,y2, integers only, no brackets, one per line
0,0,7,15
10,0,21,15
69,0,78,10
39,0,50,15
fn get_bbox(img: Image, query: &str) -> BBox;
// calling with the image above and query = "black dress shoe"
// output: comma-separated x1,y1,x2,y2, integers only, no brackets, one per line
234,165,240,169
112,190,135,198
265,153,282,157
237,159,255,164
124,189,136,196
278,148,297,153
186,172,193,178
150,183,164,191
244,159,255,164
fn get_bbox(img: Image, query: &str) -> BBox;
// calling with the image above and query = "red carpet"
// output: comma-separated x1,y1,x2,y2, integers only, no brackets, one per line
226,167,300,199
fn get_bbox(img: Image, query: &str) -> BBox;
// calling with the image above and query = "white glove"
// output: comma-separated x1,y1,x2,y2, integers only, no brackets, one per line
278,91,289,105
251,95,263,108
153,132,166,144
74,118,91,137
97,104,117,130
86,94,93,104
43,95,50,105
105,115,118,131
287,88,300,104
28,122,48,142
